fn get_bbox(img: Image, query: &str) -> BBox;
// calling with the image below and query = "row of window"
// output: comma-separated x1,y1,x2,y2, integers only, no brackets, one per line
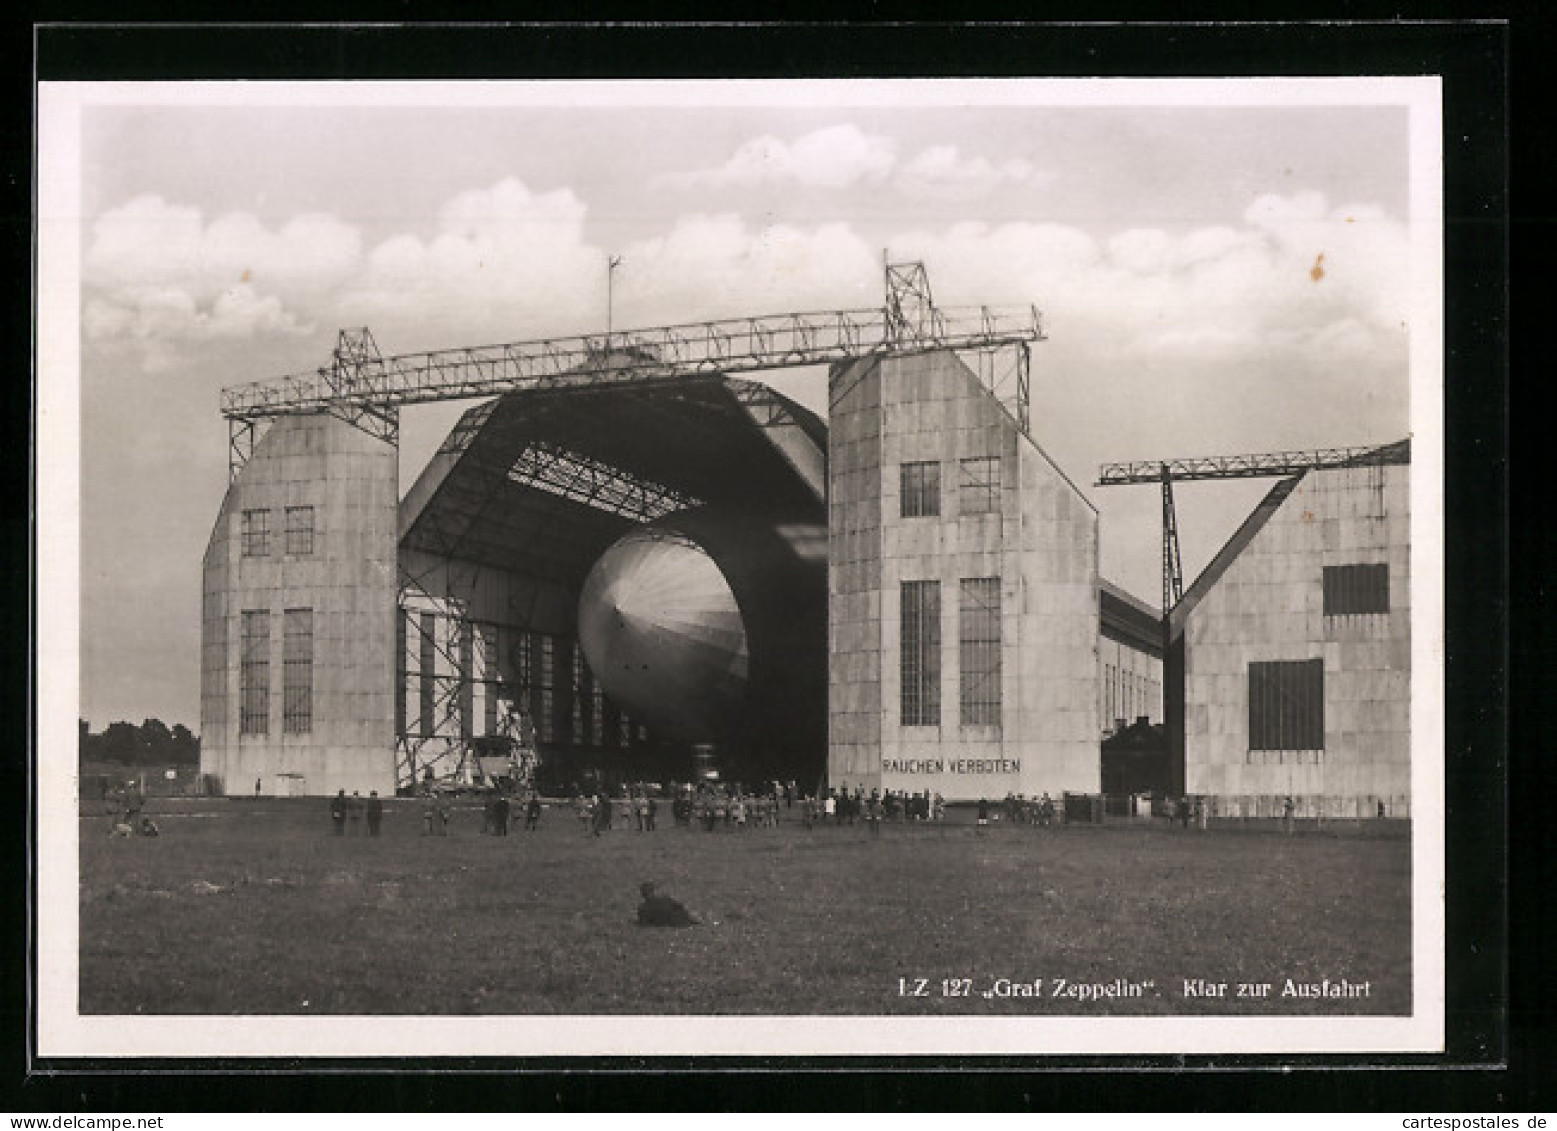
239,609,313,735
241,506,316,557
900,457,1000,519
397,615,645,750
900,578,1003,727
1105,663,1159,728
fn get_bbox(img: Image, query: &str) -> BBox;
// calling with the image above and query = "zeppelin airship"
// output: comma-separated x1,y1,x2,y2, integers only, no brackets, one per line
577,507,827,784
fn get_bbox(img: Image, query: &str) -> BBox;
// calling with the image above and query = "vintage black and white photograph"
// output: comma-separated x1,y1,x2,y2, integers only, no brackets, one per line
36,75,1444,1058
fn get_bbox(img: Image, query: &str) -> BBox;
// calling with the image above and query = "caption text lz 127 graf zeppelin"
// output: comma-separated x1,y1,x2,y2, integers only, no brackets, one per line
896,976,1375,1001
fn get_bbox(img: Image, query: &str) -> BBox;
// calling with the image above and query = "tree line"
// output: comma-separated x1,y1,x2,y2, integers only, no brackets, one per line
79,718,200,767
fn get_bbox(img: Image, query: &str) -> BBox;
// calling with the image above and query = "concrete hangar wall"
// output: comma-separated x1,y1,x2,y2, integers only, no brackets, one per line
827,351,1102,801
200,348,1157,800
201,372,833,798
201,414,399,798
1167,443,1411,816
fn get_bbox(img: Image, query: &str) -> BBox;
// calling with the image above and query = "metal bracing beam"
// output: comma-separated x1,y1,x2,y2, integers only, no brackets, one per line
1096,441,1410,486
1097,438,1409,632
508,441,702,524
961,339,1033,434
221,262,1042,429
1161,466,1184,612
884,260,945,343
222,304,1041,420
227,417,269,482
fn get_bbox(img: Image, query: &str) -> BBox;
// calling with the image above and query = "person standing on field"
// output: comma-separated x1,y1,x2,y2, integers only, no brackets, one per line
330,789,348,836
366,790,383,837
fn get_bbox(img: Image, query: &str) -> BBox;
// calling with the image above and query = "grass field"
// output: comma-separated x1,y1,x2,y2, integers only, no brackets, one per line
79,798,1411,1016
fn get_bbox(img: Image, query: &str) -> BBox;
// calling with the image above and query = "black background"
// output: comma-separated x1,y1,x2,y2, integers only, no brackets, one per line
11,10,1532,1113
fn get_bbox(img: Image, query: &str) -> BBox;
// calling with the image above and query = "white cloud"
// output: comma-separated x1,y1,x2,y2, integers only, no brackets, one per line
84,283,309,350
887,190,1410,468
897,191,1408,352
83,195,355,350
86,194,361,298
653,125,896,191
336,177,603,345
617,213,880,325
897,145,1048,200
78,179,1409,443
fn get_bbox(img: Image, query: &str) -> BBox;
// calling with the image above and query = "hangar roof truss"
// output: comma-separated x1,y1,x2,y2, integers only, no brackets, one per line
508,441,702,524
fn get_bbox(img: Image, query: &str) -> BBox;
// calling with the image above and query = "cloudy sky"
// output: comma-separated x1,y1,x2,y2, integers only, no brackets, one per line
53,81,1430,730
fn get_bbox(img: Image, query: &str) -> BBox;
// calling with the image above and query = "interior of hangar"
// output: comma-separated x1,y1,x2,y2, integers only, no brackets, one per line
394,375,830,794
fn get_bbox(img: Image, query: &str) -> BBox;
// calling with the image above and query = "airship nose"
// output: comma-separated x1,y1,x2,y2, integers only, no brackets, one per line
577,526,750,739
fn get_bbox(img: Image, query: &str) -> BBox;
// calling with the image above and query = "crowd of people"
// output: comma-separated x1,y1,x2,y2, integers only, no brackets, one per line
328,788,385,836
568,789,664,836
806,786,948,828
999,792,1060,827
321,781,974,839
315,780,1296,839
565,783,955,836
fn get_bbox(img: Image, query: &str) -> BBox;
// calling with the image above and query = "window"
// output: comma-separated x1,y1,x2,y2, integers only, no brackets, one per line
1323,563,1389,615
535,636,556,743
419,612,437,737
900,461,940,518
284,506,315,556
959,456,1000,516
240,611,270,735
457,621,474,741
959,578,1002,725
241,509,270,557
283,609,313,734
900,580,941,725
1248,659,1324,752
482,628,499,735
395,609,408,735
570,646,588,746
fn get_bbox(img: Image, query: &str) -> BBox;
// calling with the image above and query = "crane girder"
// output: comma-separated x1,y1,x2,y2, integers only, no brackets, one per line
221,304,1042,422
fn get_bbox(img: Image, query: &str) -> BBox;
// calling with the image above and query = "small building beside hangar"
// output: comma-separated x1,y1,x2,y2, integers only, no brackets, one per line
1166,441,1411,816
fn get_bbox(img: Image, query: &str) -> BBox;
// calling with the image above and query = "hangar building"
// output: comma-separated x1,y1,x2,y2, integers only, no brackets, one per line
202,269,1143,800
826,350,1100,801
197,266,1401,812
1164,441,1412,816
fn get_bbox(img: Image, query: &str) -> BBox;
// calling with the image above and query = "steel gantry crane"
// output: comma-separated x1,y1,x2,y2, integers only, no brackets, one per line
1094,439,1410,798
1095,439,1412,630
220,261,1045,477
